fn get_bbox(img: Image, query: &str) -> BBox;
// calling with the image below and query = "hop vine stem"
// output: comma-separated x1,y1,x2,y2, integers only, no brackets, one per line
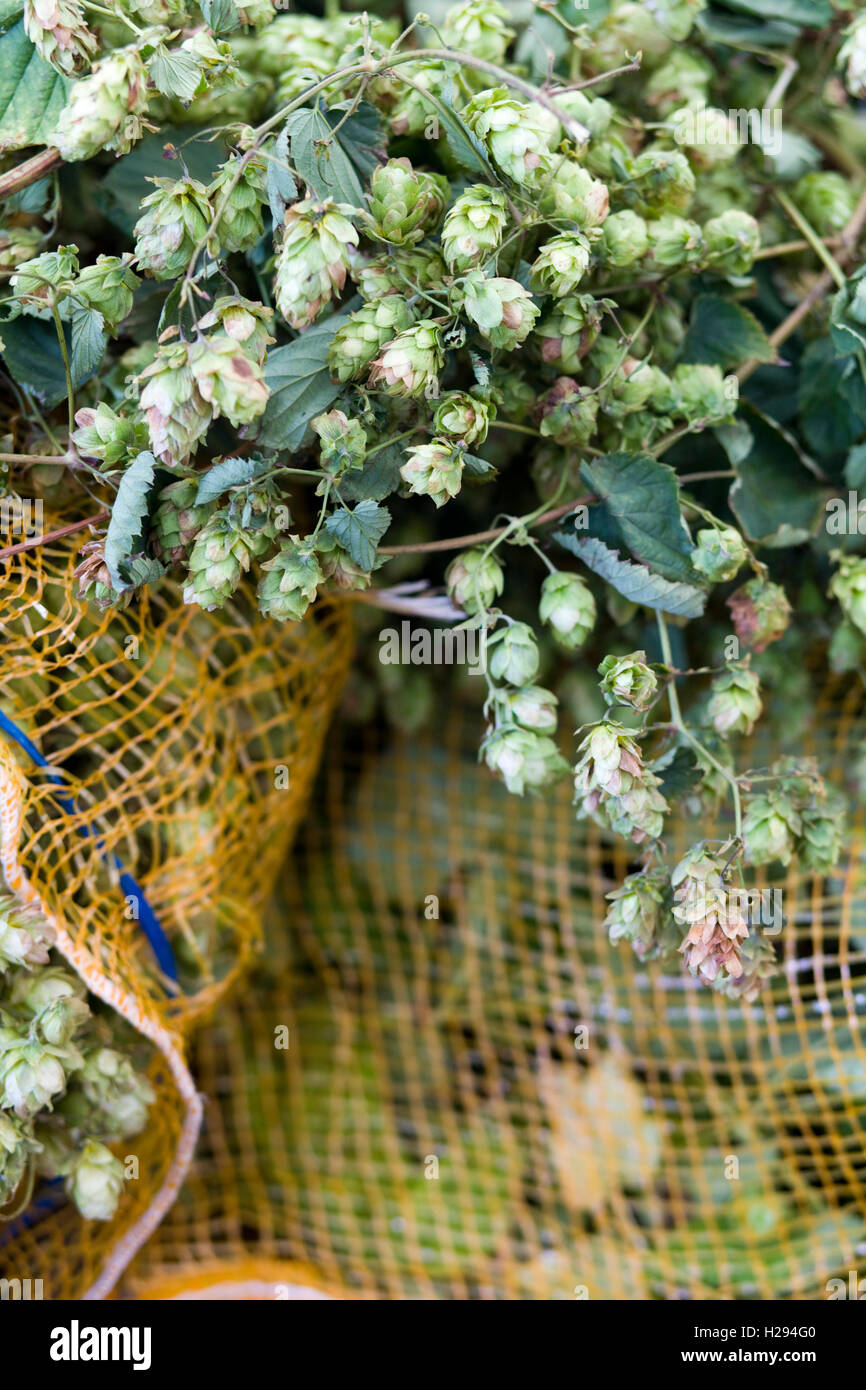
656,611,742,841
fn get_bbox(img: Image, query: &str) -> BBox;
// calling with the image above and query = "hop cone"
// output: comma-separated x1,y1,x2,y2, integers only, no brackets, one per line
152,477,216,566
184,504,275,611
138,342,212,465
604,868,674,961
134,177,213,281
706,664,762,736
673,846,749,989
574,722,668,844
353,243,446,299
462,87,553,187
367,158,449,246
74,254,140,333
274,198,358,330
727,578,791,652
368,320,444,397
328,296,415,383
209,153,267,255
189,333,270,427
440,186,508,272
24,0,96,75
257,539,323,622
51,46,150,161
73,539,132,611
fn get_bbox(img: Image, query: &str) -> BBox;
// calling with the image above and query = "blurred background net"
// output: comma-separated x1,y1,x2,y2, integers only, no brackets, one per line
120,686,866,1302
0,508,352,1297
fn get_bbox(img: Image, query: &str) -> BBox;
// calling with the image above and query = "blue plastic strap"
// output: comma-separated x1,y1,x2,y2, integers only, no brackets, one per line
0,706,179,982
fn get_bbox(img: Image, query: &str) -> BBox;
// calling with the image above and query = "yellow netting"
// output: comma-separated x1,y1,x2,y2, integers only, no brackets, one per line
0,509,352,1298
118,685,866,1301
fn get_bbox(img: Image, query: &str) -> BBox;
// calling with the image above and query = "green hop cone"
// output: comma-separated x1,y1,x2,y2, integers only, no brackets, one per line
646,213,705,269
445,547,504,614
598,210,649,268
598,651,658,711
691,525,747,582
67,1141,125,1221
389,61,448,137
604,868,673,961
797,786,846,874
440,186,508,272
669,105,740,164
498,684,558,733
573,721,668,844
353,243,446,299
368,320,444,398
672,362,734,421
189,333,269,427
0,227,43,274
327,296,414,383
839,11,866,99
367,158,449,247
0,1113,33,1206
312,409,367,479
257,539,323,622
274,198,359,330
646,49,713,113
539,570,595,649
208,152,267,254
78,1045,155,1137
399,439,464,508
10,244,78,314
537,294,606,373
829,554,866,635
138,342,212,465
51,46,150,161
72,403,149,470
10,967,89,1041
433,391,491,445
315,532,370,594
442,0,515,63
707,664,762,736
743,791,801,866
24,0,96,75
488,621,539,686
530,234,591,298
727,578,791,652
715,931,778,1003
151,477,217,566
482,726,568,795
0,897,51,970
703,209,761,276
0,1030,71,1115
184,504,274,611
133,177,213,281
74,254,140,333
458,272,539,350
633,146,696,215
539,159,610,230
538,377,598,446
793,171,857,236
462,87,553,187
196,295,275,365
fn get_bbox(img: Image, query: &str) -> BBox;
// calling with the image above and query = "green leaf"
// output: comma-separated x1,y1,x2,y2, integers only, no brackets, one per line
325,500,391,571
697,6,799,46
830,268,866,358
554,533,707,618
728,407,826,547
340,443,404,503
0,2,24,31
0,20,71,153
68,302,106,384
719,0,831,24
323,101,386,179
195,455,269,505
148,47,204,104
286,106,364,207
461,451,496,478
655,746,703,801
681,294,775,371
0,315,69,406
845,443,866,492
258,315,350,451
431,79,497,178
798,340,864,459
266,127,297,228
578,451,699,583
105,451,158,591
200,0,240,33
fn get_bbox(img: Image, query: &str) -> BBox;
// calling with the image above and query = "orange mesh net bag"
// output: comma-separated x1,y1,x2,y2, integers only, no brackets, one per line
118,685,866,1301
0,507,352,1299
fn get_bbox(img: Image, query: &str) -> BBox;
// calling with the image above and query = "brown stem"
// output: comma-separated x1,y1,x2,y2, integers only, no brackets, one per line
555,58,642,92
379,496,589,555
0,453,73,464
0,510,107,562
0,148,62,202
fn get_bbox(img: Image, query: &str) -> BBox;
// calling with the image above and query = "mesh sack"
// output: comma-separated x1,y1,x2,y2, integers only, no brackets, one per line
117,683,866,1301
0,509,352,1298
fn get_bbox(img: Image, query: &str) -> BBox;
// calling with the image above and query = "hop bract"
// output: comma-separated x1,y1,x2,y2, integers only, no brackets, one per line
539,571,596,649
257,539,323,622
399,440,464,508
691,525,747,582
489,622,539,686
442,0,515,64
707,665,762,736
598,651,657,711
134,177,213,281
445,548,503,614
24,0,96,75
440,186,508,272
482,726,568,796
